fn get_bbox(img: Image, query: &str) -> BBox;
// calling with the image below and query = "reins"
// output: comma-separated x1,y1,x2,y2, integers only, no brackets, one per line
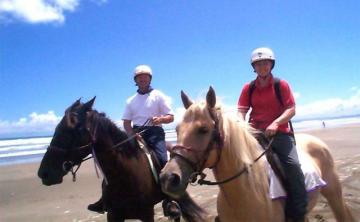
110,118,152,150
111,128,147,149
190,137,274,186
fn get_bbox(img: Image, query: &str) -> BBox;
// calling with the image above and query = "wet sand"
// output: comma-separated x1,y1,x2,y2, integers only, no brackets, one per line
1,125,359,221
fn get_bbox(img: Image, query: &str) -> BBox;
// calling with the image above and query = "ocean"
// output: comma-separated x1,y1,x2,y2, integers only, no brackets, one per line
1,117,359,166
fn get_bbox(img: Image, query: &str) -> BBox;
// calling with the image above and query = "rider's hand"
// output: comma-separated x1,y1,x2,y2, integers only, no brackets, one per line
151,116,163,125
135,132,142,140
265,121,279,137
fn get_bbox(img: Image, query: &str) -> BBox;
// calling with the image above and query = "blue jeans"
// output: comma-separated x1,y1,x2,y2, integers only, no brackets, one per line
133,126,168,168
272,133,308,220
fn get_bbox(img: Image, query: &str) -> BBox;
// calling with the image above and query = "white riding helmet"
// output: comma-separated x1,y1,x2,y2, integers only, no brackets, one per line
251,47,275,64
133,65,152,79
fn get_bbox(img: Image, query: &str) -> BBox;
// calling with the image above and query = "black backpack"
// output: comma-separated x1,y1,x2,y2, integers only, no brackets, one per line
248,77,294,133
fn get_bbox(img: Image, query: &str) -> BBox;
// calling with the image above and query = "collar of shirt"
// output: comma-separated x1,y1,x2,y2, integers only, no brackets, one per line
255,73,274,89
137,86,154,95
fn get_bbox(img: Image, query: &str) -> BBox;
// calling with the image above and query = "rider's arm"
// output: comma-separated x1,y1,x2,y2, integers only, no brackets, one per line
266,106,295,137
273,106,295,126
238,110,247,121
152,114,174,125
123,120,134,136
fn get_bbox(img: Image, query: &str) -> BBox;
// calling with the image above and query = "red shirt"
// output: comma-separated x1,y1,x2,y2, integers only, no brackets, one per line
237,74,295,133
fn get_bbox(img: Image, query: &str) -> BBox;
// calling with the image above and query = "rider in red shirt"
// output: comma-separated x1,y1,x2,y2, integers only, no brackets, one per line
238,74,295,133
238,47,307,222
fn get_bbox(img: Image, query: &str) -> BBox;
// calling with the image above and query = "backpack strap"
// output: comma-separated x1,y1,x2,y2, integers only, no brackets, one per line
248,80,256,107
273,77,284,106
273,78,295,134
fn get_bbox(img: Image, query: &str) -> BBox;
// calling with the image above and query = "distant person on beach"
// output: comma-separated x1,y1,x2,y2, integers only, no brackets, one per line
237,47,307,222
88,64,179,216
322,121,326,128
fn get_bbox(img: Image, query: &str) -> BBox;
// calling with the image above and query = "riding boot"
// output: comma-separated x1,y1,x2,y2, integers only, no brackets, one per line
162,198,181,220
87,197,105,214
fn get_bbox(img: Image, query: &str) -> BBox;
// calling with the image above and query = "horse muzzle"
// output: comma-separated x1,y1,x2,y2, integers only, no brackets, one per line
160,157,195,198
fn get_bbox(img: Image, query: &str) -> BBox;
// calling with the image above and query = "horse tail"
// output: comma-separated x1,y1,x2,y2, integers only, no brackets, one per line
177,191,209,222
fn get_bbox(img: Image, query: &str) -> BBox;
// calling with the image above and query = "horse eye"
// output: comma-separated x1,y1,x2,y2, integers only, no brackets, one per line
198,126,209,134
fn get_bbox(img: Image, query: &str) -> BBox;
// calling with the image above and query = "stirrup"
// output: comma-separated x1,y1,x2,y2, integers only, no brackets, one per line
164,200,181,219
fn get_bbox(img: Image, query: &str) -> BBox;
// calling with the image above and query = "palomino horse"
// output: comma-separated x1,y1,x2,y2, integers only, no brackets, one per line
160,87,355,222
37,97,207,222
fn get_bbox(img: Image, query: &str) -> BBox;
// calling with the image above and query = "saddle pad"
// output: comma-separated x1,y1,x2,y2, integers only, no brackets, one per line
268,148,327,200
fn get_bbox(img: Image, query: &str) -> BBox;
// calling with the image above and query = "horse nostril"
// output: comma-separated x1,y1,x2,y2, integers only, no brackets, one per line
169,173,181,187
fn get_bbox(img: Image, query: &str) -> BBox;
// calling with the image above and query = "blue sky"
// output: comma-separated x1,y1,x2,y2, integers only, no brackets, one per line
0,0,359,138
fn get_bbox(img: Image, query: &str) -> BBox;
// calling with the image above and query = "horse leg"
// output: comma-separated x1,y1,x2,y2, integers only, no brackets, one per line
140,207,155,222
214,215,221,222
176,191,208,222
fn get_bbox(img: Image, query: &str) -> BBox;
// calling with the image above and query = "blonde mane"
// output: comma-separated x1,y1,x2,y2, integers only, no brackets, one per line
215,105,270,204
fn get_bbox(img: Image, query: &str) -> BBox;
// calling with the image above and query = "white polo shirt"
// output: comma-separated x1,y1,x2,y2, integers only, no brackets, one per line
122,89,174,127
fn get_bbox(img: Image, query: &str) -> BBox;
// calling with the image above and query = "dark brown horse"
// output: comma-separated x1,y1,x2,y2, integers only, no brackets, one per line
37,97,207,222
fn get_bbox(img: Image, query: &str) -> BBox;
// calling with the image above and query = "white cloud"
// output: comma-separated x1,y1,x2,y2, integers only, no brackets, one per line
295,89,360,119
0,111,61,137
0,0,106,24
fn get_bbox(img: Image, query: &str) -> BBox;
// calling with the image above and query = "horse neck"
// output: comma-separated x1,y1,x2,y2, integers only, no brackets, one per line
213,114,271,212
90,113,142,182
90,112,139,154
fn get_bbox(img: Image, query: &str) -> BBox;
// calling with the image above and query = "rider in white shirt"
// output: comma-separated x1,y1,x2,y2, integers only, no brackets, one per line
122,64,174,168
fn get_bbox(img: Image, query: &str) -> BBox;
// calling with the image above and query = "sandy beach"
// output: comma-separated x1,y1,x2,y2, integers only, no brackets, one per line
1,125,359,222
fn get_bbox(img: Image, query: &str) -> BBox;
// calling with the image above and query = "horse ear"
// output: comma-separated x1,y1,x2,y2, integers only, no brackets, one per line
181,90,193,109
69,98,81,110
206,86,216,108
82,96,96,111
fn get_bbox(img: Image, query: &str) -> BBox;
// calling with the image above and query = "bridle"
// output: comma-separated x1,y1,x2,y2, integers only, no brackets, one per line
47,121,98,182
47,142,93,182
169,108,274,186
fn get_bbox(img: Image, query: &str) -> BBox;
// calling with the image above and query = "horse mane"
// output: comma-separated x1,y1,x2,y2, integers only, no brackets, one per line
88,110,140,158
214,104,270,204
